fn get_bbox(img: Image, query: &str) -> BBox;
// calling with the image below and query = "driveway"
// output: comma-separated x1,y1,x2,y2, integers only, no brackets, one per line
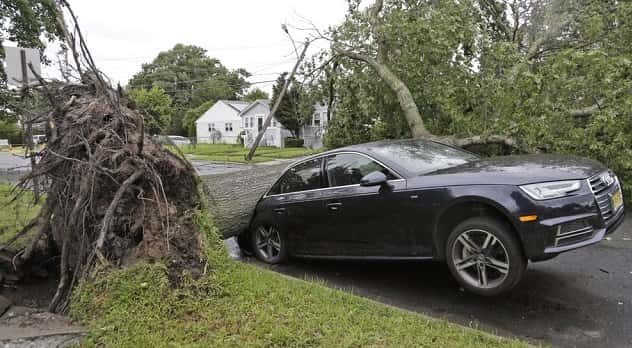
247,217,632,348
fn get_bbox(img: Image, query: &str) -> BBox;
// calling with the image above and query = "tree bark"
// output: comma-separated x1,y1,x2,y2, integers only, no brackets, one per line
203,162,289,238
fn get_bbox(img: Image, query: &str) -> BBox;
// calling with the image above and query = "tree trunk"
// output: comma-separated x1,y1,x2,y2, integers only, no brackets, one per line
202,162,289,238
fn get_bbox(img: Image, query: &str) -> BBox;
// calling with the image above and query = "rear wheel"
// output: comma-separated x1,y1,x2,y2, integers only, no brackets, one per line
446,216,526,296
251,225,288,264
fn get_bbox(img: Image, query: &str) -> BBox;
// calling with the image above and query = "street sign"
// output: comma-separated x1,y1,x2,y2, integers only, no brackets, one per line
2,46,41,87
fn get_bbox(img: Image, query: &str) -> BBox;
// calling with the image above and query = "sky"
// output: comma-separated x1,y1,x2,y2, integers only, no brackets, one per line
39,0,349,93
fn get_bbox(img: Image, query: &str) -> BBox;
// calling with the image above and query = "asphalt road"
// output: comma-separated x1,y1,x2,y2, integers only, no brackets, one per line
247,217,632,348
0,152,250,177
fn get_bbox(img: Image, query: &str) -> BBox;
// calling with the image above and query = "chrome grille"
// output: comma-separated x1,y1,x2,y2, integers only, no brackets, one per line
588,171,618,223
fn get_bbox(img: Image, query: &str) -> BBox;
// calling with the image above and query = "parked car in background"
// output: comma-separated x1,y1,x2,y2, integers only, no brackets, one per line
32,135,46,145
167,135,191,145
241,138,625,296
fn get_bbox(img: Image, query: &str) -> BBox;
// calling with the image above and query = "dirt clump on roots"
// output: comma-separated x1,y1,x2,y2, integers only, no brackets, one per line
2,76,205,313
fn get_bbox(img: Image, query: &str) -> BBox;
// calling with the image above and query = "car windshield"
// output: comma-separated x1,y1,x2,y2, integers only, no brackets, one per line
367,139,479,175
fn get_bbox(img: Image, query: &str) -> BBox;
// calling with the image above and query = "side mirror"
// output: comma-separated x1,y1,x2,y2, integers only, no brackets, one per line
360,171,388,187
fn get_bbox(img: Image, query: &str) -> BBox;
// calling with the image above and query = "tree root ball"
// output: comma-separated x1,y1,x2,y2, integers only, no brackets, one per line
10,78,205,313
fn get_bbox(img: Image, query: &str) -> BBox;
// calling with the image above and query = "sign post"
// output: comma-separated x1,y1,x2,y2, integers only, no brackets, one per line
2,46,42,201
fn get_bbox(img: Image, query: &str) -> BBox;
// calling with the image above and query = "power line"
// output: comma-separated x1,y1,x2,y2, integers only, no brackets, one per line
96,44,292,63
128,78,277,90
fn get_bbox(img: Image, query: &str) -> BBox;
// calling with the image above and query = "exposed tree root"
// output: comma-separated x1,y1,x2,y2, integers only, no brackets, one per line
2,78,205,313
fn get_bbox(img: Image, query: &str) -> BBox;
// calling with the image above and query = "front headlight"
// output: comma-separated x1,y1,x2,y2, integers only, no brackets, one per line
520,180,582,200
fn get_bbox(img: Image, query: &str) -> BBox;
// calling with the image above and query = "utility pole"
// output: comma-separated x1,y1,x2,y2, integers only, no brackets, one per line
20,49,40,202
245,41,310,161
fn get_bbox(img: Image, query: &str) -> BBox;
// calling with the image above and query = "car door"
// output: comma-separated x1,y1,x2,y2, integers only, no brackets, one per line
265,157,330,255
318,153,416,257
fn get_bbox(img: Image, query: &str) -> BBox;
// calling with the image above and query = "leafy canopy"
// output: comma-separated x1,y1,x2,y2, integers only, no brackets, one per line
269,73,315,137
242,88,269,102
127,86,173,135
128,44,250,135
321,0,632,202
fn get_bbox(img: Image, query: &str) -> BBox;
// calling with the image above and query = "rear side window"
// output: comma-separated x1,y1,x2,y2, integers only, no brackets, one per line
269,158,323,194
325,153,396,187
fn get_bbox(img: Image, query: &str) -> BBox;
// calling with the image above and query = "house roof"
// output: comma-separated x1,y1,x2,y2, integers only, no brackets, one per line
238,99,270,117
220,100,250,112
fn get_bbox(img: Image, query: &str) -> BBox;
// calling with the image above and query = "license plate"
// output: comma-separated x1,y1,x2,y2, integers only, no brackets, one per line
611,189,623,211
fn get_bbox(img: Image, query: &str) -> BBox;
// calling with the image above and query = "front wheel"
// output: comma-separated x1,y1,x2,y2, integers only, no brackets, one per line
251,225,288,264
446,217,526,296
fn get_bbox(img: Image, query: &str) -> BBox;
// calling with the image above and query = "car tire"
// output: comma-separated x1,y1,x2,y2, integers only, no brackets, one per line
445,216,526,296
250,224,288,264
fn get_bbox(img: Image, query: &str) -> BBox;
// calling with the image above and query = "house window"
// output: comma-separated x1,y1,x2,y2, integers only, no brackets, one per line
257,117,263,132
225,123,233,132
313,113,321,127
209,123,215,131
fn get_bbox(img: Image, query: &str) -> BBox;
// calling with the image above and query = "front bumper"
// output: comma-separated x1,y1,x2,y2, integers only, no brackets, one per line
542,207,624,254
516,180,625,261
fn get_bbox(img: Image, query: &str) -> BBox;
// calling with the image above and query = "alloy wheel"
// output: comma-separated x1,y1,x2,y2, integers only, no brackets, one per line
451,229,510,289
254,226,282,261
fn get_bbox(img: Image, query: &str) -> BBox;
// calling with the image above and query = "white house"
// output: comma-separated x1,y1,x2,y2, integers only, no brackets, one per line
240,100,292,148
301,102,330,149
195,99,329,148
195,100,249,144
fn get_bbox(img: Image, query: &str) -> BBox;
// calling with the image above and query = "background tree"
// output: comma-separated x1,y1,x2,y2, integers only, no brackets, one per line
128,44,250,135
242,88,269,102
127,86,173,135
269,73,315,137
182,100,214,138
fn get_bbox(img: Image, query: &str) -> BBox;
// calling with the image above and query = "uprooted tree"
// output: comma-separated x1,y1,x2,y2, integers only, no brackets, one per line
0,1,204,313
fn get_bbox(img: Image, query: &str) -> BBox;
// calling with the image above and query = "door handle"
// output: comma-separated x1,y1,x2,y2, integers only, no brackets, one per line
327,202,343,211
274,208,286,214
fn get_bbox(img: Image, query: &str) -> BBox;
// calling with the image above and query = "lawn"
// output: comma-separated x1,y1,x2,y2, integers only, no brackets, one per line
176,144,323,163
0,184,39,249
0,185,529,348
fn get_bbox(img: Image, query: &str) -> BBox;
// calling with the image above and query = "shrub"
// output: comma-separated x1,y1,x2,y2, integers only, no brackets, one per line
284,137,304,148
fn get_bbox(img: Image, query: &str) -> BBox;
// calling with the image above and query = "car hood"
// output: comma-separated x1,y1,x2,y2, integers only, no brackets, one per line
410,154,607,187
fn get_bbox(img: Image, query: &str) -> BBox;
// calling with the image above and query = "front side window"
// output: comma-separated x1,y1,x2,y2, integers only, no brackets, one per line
269,158,323,194
313,113,321,127
225,123,233,132
325,153,396,187
209,123,215,131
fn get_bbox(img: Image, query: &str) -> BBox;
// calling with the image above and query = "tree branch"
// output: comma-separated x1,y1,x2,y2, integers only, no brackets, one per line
334,48,430,137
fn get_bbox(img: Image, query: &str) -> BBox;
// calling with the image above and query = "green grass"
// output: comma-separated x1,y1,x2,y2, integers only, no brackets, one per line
0,146,27,154
176,144,323,163
0,184,40,249
70,211,530,348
